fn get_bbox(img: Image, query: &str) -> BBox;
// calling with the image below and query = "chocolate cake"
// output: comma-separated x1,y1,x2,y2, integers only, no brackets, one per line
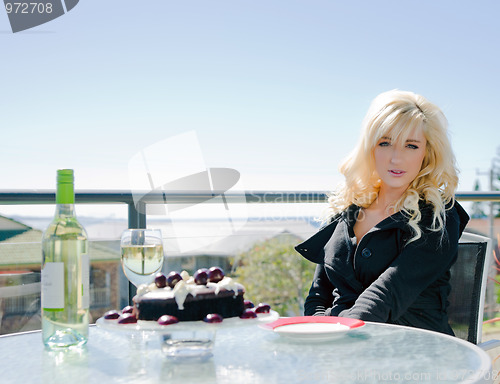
133,267,246,322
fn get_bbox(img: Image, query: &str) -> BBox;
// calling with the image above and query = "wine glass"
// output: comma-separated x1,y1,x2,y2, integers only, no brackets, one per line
120,228,164,287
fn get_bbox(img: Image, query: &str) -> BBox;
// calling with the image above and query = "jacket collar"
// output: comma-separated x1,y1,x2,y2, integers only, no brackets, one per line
296,200,469,264
342,200,469,234
294,215,340,263
341,204,410,233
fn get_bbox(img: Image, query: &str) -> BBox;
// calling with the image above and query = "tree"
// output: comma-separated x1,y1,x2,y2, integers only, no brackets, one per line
232,234,316,316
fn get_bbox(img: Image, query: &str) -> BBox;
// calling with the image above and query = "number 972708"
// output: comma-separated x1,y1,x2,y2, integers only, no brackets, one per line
5,2,53,14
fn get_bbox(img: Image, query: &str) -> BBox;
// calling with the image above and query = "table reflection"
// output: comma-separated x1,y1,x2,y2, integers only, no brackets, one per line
0,320,494,384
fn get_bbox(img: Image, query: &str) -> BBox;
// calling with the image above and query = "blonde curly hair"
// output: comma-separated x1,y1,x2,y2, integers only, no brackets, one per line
328,90,459,242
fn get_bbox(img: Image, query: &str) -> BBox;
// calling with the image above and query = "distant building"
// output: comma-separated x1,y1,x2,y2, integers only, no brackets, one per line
0,215,122,334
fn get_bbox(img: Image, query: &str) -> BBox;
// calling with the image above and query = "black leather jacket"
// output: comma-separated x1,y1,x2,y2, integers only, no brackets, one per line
295,201,470,335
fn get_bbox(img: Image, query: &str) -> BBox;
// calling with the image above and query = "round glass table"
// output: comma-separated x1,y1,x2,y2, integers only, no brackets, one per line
0,320,493,383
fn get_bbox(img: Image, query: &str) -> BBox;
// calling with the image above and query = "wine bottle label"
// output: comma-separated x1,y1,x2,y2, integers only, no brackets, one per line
81,253,90,309
41,262,64,310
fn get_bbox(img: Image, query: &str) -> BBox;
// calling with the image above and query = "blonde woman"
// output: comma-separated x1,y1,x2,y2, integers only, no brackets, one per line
296,90,469,334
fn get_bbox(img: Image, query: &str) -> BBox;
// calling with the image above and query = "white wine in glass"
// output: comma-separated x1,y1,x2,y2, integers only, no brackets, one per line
121,229,164,287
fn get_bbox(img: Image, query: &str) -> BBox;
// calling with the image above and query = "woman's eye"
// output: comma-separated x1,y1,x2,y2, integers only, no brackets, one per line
378,141,391,147
406,144,419,149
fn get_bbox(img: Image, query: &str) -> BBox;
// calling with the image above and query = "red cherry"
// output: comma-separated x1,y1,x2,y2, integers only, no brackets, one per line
254,303,271,314
207,266,225,283
122,305,134,314
244,300,255,309
194,269,209,285
158,315,179,325
239,309,257,319
166,271,182,288
103,310,120,320
117,313,137,324
155,273,167,288
203,313,223,323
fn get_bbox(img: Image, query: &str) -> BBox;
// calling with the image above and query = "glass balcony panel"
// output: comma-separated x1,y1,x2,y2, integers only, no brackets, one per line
0,192,498,337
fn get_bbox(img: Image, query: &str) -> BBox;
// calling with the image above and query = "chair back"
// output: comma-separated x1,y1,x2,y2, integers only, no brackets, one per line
448,232,492,344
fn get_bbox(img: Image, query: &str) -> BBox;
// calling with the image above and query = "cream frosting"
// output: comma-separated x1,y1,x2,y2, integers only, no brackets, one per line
136,270,243,310
172,280,190,310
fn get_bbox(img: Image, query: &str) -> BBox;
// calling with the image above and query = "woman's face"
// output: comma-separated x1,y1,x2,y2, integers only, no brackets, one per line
373,126,427,194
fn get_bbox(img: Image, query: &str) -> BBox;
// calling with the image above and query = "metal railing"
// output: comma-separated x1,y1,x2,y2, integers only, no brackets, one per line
1,190,499,229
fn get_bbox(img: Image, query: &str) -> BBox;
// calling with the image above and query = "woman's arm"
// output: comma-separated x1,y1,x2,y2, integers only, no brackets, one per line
304,264,336,316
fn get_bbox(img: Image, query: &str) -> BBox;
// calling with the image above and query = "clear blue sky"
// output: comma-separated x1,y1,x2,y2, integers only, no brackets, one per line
1,1,499,200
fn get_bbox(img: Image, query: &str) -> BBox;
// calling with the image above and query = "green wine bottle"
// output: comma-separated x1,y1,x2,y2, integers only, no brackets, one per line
42,169,89,349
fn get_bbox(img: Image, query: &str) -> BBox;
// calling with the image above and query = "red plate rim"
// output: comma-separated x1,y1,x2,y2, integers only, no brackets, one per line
260,316,365,330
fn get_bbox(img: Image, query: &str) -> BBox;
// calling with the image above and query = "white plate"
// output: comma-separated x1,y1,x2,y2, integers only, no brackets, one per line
96,310,280,335
260,316,365,341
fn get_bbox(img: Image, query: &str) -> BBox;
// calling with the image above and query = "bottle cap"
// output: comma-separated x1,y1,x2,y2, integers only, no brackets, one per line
56,169,75,204
57,169,74,184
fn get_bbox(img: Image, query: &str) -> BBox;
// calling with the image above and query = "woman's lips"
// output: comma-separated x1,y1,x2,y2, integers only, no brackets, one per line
389,169,406,176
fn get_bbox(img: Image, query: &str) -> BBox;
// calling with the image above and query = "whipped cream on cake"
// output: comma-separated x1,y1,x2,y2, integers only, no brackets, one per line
136,275,241,310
